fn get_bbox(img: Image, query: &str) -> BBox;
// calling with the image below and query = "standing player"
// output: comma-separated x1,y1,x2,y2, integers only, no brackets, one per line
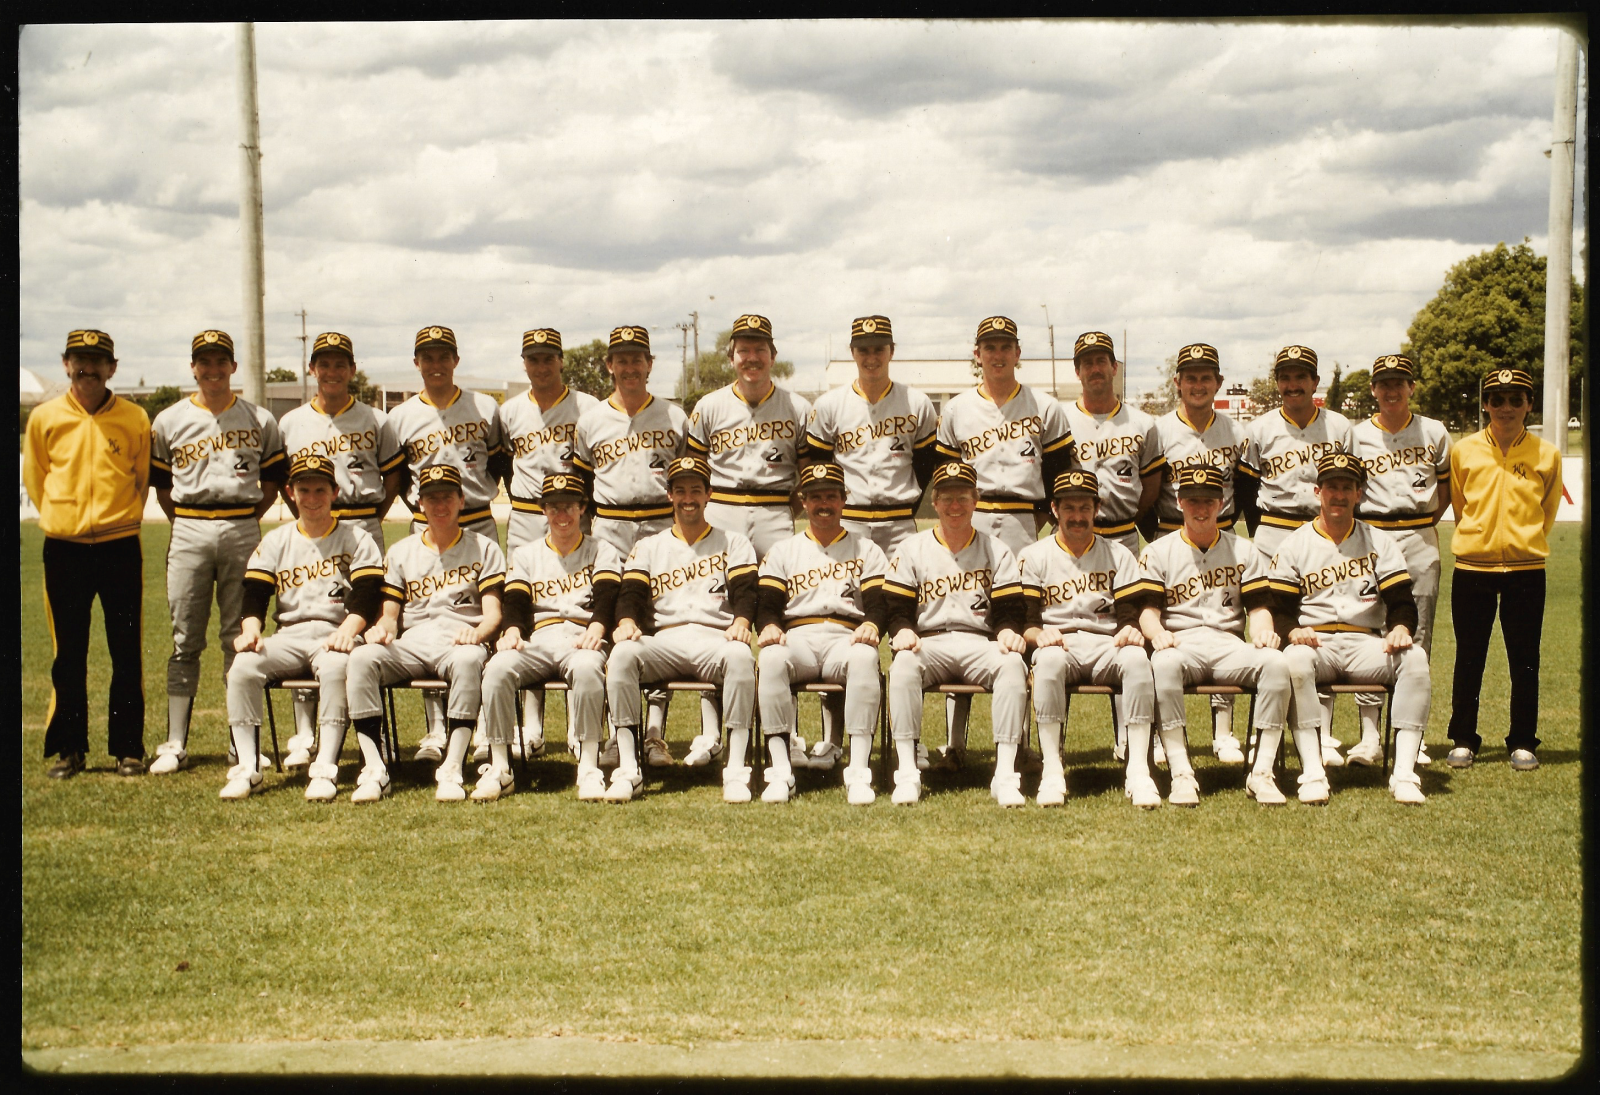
344,465,505,803
499,327,599,758
225,455,385,801
1150,343,1252,765
1235,345,1354,767
276,330,404,770
571,324,689,768
1019,471,1158,808
1264,453,1431,805
24,329,150,778
1136,466,1292,807
882,461,1030,807
1348,354,1450,767
605,457,758,804
481,473,620,802
148,330,288,775
756,464,890,805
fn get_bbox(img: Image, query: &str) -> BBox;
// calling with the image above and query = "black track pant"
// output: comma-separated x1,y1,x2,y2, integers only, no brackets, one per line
42,535,146,760
1447,567,1546,755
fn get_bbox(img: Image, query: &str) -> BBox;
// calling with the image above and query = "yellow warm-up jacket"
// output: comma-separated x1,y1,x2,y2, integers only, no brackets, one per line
1448,428,1563,573
23,390,151,544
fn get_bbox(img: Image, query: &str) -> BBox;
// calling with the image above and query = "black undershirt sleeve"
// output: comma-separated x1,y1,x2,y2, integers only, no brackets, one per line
345,574,383,628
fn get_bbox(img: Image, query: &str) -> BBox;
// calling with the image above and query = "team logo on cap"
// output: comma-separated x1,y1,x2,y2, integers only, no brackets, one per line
1082,333,1100,346
1189,345,1204,359
666,455,712,483
532,331,548,343
990,318,1006,332
1498,369,1513,384
1383,355,1398,368
82,332,99,346
1286,346,1301,359
428,327,442,340
1051,469,1100,496
931,461,979,490
326,334,341,348
861,319,877,334
203,331,219,344
618,327,635,341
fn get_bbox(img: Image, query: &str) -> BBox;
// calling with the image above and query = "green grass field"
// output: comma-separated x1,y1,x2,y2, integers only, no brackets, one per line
20,522,1584,1079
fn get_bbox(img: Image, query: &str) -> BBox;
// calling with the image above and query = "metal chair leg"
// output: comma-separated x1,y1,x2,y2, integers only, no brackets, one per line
264,685,281,769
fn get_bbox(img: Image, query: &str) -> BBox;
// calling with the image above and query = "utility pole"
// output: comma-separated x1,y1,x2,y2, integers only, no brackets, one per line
689,310,700,389
1542,31,1578,454
295,307,308,404
236,23,267,405
1041,304,1056,398
1119,328,1128,404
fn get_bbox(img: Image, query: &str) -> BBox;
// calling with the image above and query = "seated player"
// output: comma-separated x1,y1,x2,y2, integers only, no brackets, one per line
756,463,890,805
223,454,385,801
605,456,759,803
1019,470,1158,807
481,473,621,802
883,461,1029,807
1135,466,1293,807
345,465,505,803
1263,451,1431,805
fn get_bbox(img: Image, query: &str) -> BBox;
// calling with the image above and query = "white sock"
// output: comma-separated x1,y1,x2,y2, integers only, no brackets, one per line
896,738,918,774
847,732,871,771
579,739,600,773
768,735,792,780
1292,727,1327,781
646,696,667,739
1357,703,1383,748
293,692,317,740
617,727,639,773
1319,695,1337,745
441,725,471,776
699,694,721,740
521,690,545,736
1392,727,1423,781
314,723,346,768
425,693,447,738
819,695,841,748
1251,728,1283,776
945,694,970,751
1213,701,1234,741
356,732,386,773
230,725,259,775
1160,725,1194,778
490,742,511,771
1038,721,1064,779
1126,722,1152,780
167,695,192,746
727,727,750,769
994,741,1018,777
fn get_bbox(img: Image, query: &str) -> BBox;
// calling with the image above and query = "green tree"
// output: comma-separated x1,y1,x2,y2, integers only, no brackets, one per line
676,329,794,413
347,369,381,407
562,339,614,399
265,367,298,383
1248,374,1283,414
1405,240,1585,431
1139,354,1179,416
135,385,184,420
1339,368,1377,419
1323,362,1345,413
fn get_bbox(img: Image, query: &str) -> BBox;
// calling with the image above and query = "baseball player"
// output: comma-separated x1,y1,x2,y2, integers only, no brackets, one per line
604,456,759,803
224,455,385,801
1348,354,1450,767
386,324,508,764
571,324,689,768
1019,470,1159,808
148,329,288,775
756,463,890,805
1151,342,1253,764
276,330,404,770
932,316,1073,771
499,327,599,759
1262,452,1431,805
1236,345,1355,767
345,464,505,803
24,329,150,779
481,473,621,802
882,461,1029,807
1135,466,1292,807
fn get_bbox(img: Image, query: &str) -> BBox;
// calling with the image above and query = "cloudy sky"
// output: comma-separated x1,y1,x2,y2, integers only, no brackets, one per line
19,18,1587,397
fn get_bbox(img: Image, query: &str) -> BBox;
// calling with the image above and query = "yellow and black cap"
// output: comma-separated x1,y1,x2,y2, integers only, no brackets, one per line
1480,366,1535,397
64,329,115,359
797,462,848,494
191,329,236,358
415,325,458,352
416,463,464,495
608,325,652,354
930,460,980,492
974,316,1018,343
287,453,338,487
850,315,893,348
730,314,775,343
1175,343,1220,372
539,472,585,501
311,332,354,361
1175,465,1225,500
1073,331,1116,361
666,455,713,487
1273,345,1318,376
522,329,563,355
1370,354,1414,381
1315,451,1367,486
1051,469,1101,498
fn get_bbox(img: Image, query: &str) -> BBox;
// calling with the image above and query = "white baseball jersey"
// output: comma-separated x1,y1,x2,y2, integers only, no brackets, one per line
1018,533,1149,636
572,394,688,520
759,528,889,628
500,386,600,512
1062,400,1165,536
623,525,758,631
1153,408,1250,530
1137,528,1269,634
687,383,811,503
1239,407,1354,528
150,394,287,515
883,527,1022,634
1266,520,1410,634
935,384,1073,505
381,527,507,630
805,381,938,519
1351,413,1451,530
504,533,622,630
278,397,404,519
244,518,385,628
387,388,506,522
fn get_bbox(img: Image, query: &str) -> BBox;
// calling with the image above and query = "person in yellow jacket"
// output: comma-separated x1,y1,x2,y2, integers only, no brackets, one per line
1445,366,1563,771
23,330,152,778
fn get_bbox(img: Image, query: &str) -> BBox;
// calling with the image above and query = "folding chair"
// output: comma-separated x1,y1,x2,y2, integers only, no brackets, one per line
514,679,570,774
1242,681,1395,774
381,678,449,769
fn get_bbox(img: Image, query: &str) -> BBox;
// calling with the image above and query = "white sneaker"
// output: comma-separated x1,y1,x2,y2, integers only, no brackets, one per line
305,777,338,802
1151,738,1167,769
760,767,794,803
1416,742,1432,766
914,741,930,771
1168,771,1200,807
891,768,921,805
520,729,546,761
350,766,391,804
843,767,875,806
683,733,723,768
471,727,489,765
1245,771,1286,805
1321,738,1346,768
990,770,1025,808
1036,773,1067,807
149,741,188,774
1297,775,1331,805
1390,772,1426,805
1125,773,1162,809
603,768,642,803
809,740,843,771
435,766,467,802
722,765,753,803
413,729,446,763
1213,734,1246,765
1346,739,1384,767
788,734,811,770
576,766,607,802
219,764,263,800
470,763,514,802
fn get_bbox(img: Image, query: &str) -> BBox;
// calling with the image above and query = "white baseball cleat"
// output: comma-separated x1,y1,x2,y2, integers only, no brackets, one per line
305,777,338,802
990,770,1025,808
1151,738,1167,769
520,730,546,761
470,763,514,802
413,729,446,763
576,766,607,802
760,767,794,803
225,742,273,770
282,732,315,773
1321,738,1346,767
282,747,313,773
722,765,753,804
809,740,842,771
914,741,930,771
1390,772,1426,805
1035,773,1067,807
891,769,921,805
603,768,642,803
1125,773,1162,809
1112,741,1127,764
1245,772,1286,805
435,766,467,802
1212,734,1246,765
683,733,723,768
1415,742,1432,766
1345,739,1383,767
149,742,188,775
1297,775,1331,805
349,765,391,804
219,764,263,800
1168,771,1200,807
843,767,875,806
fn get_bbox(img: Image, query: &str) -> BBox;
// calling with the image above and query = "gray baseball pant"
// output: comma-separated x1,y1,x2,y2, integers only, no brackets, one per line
1030,634,1155,731
757,624,880,737
704,502,795,559
1357,526,1439,707
889,633,1027,744
506,510,548,551
482,624,607,745
226,620,350,735
841,517,917,557
1149,626,1289,734
606,625,754,731
166,516,260,698
974,510,1043,557
1284,633,1431,734
346,621,488,722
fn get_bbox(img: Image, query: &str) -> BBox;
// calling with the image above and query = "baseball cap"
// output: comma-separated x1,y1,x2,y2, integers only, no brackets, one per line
729,314,775,343
850,316,893,349
191,330,236,359
1175,343,1220,372
523,329,563,355
64,329,115,359
539,472,585,501
1073,331,1116,362
666,455,713,487
1175,465,1225,499
1315,451,1367,486
1051,469,1101,498
974,316,1018,343
930,461,979,492
1273,345,1319,376
311,332,354,360
416,464,464,495
797,463,847,494
608,325,652,355
287,453,338,487
415,325,458,352
1480,367,1535,397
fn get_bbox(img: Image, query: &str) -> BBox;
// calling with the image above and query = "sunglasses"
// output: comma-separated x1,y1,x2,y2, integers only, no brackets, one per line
1486,393,1528,408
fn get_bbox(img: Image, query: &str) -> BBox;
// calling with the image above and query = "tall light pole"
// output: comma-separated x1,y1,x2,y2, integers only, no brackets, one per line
1040,304,1056,398
294,307,308,404
1543,31,1578,453
236,23,266,405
